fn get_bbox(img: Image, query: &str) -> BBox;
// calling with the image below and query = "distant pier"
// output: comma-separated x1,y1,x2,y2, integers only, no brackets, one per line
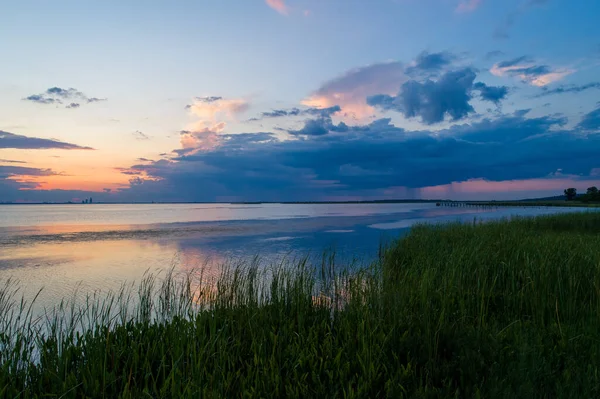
436,201,498,209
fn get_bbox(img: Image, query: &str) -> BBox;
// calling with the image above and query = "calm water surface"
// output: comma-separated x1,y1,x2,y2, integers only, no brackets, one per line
0,203,594,307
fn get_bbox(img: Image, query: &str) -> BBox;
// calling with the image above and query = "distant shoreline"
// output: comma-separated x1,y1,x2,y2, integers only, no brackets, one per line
0,200,443,205
3,198,600,207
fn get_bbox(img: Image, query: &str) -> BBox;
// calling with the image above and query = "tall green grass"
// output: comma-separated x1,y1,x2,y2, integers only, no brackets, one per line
2,212,600,397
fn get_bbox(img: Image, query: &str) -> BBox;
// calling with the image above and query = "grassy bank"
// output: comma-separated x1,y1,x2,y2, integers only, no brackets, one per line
2,213,600,397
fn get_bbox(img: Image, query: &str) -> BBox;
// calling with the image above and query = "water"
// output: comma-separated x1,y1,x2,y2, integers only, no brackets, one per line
0,202,594,307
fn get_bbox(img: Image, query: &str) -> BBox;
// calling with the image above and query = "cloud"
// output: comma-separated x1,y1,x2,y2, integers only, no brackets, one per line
490,56,574,86
473,82,509,103
178,96,250,153
7,109,600,202
133,130,150,140
577,106,600,131
104,107,600,203
0,159,27,164
534,82,600,98
494,0,550,39
186,97,248,122
419,176,599,201
301,52,494,122
0,165,57,179
367,68,506,124
302,61,407,120
456,0,482,13
288,117,349,136
0,131,94,150
265,0,288,15
22,87,106,108
251,105,341,120
259,108,301,118
405,51,456,76
103,188,112,193
179,125,223,152
485,50,505,60
129,176,144,186
0,165,60,198
24,95,59,105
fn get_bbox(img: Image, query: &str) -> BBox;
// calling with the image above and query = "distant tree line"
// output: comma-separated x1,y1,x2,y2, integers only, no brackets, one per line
564,187,600,202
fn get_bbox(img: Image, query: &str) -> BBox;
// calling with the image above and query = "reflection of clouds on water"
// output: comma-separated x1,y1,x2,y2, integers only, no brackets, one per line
262,236,297,242
2,204,599,310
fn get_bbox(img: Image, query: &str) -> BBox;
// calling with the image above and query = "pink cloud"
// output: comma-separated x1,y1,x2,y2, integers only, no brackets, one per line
490,60,574,87
181,97,249,152
187,97,248,123
456,0,482,13
265,0,288,15
180,124,224,152
302,62,407,121
419,178,600,200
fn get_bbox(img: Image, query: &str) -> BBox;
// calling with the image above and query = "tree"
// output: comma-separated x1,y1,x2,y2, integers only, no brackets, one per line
564,188,577,201
584,186,600,202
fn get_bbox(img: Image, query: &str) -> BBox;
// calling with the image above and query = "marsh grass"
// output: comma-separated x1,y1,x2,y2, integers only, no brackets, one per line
2,212,600,397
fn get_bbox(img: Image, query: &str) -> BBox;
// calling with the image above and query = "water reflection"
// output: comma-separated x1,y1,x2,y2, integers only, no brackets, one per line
0,239,229,307
1,204,598,309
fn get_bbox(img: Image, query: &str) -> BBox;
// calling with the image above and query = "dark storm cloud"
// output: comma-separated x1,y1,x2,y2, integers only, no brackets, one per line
107,110,600,203
303,105,342,118
534,82,600,98
577,106,600,131
288,117,348,136
367,68,506,124
0,131,94,150
473,82,509,103
22,87,106,108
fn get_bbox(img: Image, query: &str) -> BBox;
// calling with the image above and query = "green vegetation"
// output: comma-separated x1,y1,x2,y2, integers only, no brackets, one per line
579,186,600,203
3,212,600,397
465,200,600,207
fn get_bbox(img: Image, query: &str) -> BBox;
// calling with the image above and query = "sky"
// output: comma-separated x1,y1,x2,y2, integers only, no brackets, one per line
1,0,600,202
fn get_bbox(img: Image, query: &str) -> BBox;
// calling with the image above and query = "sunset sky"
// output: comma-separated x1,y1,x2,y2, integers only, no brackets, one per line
1,0,600,202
